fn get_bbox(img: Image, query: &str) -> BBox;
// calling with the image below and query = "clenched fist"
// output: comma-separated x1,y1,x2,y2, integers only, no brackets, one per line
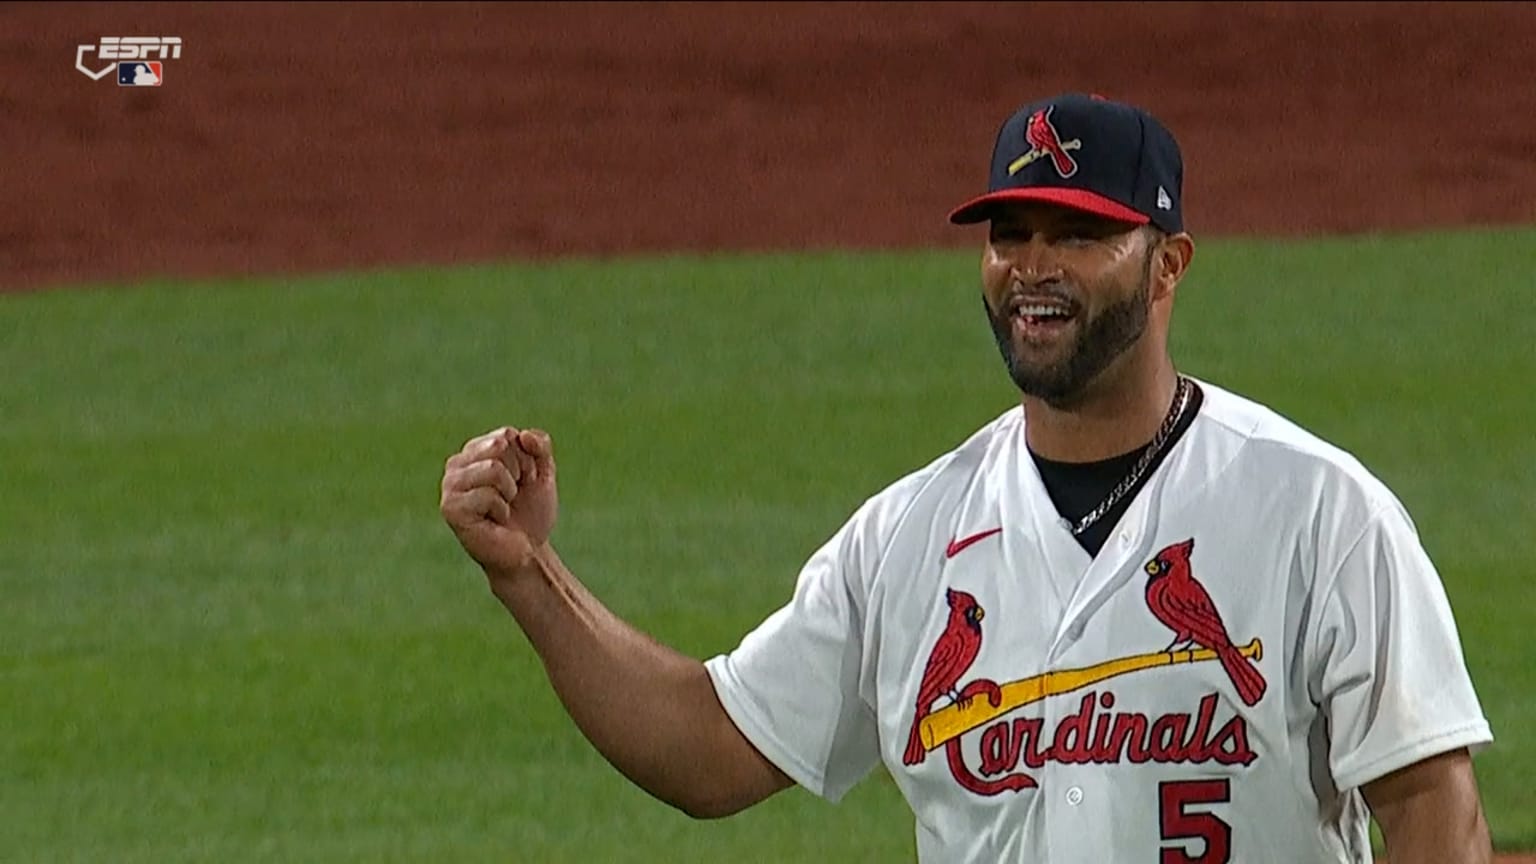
440,426,558,583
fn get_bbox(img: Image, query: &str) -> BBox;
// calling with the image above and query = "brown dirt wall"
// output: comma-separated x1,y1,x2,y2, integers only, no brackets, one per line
3,1,1534,292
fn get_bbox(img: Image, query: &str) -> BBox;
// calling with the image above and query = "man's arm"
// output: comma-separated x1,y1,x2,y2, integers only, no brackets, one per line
496,543,794,819
1363,748,1491,864
440,427,793,819
1307,501,1496,861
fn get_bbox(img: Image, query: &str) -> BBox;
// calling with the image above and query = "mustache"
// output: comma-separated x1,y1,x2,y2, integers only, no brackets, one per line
995,281,1083,316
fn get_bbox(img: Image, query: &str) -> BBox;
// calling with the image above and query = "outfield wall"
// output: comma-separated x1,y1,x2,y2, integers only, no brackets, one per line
5,1,1535,291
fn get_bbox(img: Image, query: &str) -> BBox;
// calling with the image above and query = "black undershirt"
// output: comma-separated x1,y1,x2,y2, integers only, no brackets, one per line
1030,382,1205,557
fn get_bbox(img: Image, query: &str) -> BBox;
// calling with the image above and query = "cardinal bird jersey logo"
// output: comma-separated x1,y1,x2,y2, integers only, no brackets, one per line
1143,539,1267,706
904,588,986,767
705,378,1493,864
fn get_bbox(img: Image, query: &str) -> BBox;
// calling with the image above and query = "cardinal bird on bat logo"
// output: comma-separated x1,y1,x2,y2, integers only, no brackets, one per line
1007,106,1083,178
905,544,1265,798
1144,538,1267,706
904,588,986,766
1026,107,1078,177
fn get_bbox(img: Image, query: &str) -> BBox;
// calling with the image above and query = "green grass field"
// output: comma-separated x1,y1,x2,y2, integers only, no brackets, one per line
4,227,1533,861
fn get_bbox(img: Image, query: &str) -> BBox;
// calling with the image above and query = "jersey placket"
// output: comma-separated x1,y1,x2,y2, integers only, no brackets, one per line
1039,479,1162,862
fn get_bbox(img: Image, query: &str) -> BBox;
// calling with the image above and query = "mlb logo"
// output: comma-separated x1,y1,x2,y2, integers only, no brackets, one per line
118,61,162,86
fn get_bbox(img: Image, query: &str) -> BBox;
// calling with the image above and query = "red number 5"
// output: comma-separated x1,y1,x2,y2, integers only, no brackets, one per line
1159,779,1231,864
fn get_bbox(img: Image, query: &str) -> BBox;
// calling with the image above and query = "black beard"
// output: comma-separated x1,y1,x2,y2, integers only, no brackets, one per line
985,271,1151,408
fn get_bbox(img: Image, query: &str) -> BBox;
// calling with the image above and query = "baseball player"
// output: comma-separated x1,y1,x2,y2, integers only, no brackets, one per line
439,93,1494,862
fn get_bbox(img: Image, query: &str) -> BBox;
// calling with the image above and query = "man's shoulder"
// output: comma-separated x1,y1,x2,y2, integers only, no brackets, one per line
1194,377,1405,512
844,405,1021,533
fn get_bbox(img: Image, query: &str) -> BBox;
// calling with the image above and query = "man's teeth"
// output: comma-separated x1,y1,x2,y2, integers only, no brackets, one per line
1019,304,1070,318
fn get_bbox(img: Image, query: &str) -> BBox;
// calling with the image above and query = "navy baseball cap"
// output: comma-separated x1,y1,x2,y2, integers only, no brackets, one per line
948,93,1184,233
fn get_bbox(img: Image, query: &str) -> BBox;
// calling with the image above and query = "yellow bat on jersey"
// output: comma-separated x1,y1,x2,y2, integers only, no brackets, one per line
918,638,1263,752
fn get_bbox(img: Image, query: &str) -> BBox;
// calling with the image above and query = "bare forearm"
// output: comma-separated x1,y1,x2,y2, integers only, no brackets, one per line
491,543,776,817
1379,811,1491,864
438,426,786,817
1368,749,1492,864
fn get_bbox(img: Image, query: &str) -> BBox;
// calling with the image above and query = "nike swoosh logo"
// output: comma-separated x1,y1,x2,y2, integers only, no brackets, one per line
945,527,1003,559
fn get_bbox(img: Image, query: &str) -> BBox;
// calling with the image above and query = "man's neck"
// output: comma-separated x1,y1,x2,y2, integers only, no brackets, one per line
1023,358,1180,463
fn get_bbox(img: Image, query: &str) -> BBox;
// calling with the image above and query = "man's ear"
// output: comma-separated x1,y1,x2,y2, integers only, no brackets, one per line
1151,230,1195,300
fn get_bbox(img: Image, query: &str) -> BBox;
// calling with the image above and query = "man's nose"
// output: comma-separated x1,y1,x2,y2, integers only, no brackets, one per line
1002,236,1062,286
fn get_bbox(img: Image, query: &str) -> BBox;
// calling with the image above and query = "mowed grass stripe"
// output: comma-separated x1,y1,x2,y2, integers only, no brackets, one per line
2,227,1532,859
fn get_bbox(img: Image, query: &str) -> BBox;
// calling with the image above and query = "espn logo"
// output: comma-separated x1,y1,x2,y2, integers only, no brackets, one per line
76,36,183,83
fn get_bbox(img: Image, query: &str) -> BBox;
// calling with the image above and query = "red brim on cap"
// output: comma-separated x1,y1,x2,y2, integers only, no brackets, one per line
948,187,1150,225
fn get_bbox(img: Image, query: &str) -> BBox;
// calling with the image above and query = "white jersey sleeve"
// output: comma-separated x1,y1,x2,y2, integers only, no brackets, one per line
1309,498,1494,792
703,499,884,803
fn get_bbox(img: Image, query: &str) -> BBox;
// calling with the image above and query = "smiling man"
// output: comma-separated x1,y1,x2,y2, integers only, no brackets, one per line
439,93,1495,863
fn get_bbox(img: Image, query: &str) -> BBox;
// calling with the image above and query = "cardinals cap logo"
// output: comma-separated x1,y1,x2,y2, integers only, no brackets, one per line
1008,105,1082,179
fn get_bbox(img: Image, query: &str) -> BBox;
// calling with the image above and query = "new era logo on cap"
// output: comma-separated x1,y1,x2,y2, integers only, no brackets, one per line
949,93,1184,233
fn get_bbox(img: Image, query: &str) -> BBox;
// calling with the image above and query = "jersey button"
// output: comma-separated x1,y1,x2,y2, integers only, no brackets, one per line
1066,786,1083,806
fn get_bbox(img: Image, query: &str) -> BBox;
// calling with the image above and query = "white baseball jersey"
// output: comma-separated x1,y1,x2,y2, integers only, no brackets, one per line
704,377,1492,863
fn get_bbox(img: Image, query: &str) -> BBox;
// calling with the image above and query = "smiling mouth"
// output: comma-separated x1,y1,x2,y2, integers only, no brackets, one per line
1008,296,1078,329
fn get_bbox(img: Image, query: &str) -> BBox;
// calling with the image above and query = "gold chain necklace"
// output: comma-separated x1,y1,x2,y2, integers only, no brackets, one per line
1069,375,1193,537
